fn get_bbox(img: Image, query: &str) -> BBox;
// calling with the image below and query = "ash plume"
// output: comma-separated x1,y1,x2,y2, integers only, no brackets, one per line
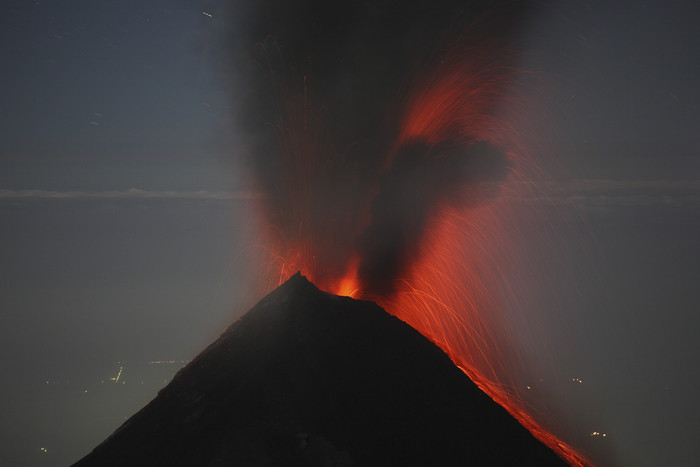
224,0,533,293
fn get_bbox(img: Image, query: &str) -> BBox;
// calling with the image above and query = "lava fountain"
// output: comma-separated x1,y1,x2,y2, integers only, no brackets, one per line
233,3,591,465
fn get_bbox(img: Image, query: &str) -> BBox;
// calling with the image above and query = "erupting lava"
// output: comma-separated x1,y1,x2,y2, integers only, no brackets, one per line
238,8,591,466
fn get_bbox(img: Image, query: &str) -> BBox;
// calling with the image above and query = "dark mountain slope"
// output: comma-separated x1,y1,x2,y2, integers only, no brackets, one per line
73,272,566,466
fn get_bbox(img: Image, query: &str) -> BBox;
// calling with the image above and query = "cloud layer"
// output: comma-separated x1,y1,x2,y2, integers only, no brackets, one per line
3,180,698,208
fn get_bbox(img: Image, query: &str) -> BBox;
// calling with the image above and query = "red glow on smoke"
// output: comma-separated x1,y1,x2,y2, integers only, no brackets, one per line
246,26,592,467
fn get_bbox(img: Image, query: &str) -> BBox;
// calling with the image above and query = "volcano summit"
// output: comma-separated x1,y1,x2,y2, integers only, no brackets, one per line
73,273,566,466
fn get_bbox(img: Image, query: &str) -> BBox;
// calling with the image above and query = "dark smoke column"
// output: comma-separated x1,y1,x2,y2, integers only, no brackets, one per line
225,0,525,292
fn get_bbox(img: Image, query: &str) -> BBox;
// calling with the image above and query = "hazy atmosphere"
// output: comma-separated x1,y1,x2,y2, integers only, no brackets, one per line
1,1,699,466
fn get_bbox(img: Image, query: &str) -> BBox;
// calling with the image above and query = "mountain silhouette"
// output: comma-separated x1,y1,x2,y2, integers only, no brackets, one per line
73,272,566,466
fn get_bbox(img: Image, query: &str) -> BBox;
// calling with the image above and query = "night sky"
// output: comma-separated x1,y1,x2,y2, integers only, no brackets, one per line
2,1,700,466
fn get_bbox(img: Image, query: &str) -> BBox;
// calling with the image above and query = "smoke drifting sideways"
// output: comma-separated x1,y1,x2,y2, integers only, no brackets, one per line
225,0,530,295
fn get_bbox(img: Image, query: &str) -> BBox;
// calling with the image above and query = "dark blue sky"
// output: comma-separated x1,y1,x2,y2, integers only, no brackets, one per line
1,0,233,191
2,1,699,187
516,1,700,181
1,1,699,466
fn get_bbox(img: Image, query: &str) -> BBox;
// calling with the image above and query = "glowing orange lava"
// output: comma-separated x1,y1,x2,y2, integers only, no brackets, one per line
335,256,361,298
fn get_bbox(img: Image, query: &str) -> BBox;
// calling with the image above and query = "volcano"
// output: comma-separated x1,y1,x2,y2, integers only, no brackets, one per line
73,273,566,466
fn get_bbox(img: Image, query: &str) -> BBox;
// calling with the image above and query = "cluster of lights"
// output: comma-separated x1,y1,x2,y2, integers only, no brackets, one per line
105,365,125,383
590,431,607,438
572,377,583,384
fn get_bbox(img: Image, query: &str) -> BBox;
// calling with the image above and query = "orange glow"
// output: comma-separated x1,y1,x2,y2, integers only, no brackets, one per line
334,257,360,297
245,22,592,467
